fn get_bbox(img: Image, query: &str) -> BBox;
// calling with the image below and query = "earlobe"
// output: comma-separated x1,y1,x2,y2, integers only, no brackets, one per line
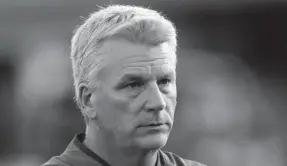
85,108,97,119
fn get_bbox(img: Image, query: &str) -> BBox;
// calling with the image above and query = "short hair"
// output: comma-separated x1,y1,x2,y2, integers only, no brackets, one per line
71,5,177,108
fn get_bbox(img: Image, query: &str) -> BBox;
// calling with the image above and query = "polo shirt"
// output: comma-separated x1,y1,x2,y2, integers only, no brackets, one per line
42,133,206,166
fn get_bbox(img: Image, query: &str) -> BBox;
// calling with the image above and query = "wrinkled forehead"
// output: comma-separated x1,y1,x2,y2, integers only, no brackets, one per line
95,38,176,81
99,38,176,66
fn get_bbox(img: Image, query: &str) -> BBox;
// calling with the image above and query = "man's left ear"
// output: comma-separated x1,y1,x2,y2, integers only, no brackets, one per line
78,83,97,119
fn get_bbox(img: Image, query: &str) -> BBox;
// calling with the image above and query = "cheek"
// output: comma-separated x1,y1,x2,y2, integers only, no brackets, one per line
166,97,177,115
94,90,138,131
166,86,177,117
128,93,147,113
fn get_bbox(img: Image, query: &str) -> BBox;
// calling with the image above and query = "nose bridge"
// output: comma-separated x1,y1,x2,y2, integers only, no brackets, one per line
145,81,166,111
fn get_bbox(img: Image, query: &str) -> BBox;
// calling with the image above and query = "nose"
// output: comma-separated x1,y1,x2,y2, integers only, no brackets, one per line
145,82,166,112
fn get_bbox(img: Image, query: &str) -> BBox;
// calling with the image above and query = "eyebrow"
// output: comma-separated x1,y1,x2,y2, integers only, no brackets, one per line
158,71,176,81
118,73,146,83
118,70,175,82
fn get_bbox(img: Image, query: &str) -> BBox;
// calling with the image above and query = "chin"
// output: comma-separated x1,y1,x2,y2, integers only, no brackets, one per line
134,133,169,150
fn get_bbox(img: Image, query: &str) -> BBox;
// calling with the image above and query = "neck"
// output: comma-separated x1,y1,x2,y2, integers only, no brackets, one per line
84,125,158,166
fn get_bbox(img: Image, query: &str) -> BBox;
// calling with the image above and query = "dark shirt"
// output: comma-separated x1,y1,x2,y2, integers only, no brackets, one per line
42,133,206,166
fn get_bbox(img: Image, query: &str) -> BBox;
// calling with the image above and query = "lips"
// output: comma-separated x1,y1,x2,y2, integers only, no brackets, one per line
137,121,170,132
139,122,165,127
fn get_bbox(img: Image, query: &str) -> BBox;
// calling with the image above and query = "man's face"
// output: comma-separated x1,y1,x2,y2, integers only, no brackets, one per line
90,38,177,150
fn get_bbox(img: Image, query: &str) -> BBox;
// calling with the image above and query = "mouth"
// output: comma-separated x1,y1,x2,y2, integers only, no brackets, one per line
137,121,170,132
139,122,166,128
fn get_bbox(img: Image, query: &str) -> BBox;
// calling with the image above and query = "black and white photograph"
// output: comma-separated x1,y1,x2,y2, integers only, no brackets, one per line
0,0,286,166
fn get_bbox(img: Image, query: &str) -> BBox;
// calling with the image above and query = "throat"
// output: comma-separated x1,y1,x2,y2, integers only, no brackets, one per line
110,149,159,166
84,131,159,166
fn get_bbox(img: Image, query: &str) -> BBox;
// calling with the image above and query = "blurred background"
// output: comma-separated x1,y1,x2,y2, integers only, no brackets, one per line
0,0,286,166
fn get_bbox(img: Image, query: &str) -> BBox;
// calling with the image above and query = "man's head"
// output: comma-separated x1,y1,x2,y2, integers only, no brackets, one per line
71,5,177,151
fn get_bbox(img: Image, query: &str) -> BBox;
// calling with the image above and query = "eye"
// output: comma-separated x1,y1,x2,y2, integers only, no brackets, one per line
125,81,144,89
158,78,171,85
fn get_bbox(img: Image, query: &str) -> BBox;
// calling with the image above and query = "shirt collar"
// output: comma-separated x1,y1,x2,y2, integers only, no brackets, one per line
71,133,172,166
73,133,111,166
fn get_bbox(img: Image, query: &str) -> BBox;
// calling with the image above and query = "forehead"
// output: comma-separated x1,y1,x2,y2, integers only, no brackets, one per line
99,38,176,64
97,38,176,78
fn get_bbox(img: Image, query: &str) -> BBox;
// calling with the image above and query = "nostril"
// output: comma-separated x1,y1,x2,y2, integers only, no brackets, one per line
147,103,166,112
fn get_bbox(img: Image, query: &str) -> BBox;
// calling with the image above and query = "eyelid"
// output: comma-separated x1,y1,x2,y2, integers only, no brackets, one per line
124,80,145,89
160,75,173,81
158,78,171,84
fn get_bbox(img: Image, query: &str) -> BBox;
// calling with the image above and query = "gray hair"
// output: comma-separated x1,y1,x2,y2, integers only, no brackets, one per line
70,5,177,108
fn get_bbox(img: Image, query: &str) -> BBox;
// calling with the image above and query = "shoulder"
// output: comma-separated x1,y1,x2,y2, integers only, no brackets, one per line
41,156,72,166
160,150,207,166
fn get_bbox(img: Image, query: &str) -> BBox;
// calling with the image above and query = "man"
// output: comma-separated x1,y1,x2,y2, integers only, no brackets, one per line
43,5,206,166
